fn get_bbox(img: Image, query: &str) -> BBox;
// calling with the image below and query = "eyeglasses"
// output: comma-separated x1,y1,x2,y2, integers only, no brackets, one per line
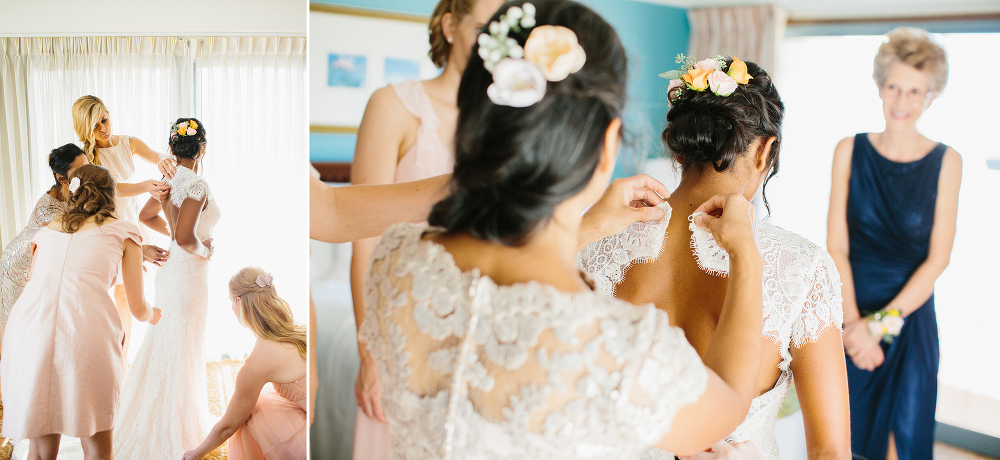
882,83,933,102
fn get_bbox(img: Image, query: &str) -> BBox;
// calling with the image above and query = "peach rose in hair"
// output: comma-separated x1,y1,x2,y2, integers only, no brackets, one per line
683,68,711,91
727,56,753,84
523,25,587,82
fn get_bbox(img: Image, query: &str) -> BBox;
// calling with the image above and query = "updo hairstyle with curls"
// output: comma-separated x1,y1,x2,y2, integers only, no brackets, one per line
168,117,207,160
664,58,784,209
428,0,480,68
229,267,307,358
61,164,117,233
427,0,628,246
48,143,87,189
873,27,948,93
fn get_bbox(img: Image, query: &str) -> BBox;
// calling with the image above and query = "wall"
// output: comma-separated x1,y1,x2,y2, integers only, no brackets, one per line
0,0,306,36
309,0,690,173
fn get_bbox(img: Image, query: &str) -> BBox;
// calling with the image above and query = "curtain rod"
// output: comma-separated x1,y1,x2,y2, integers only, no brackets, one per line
787,13,1000,26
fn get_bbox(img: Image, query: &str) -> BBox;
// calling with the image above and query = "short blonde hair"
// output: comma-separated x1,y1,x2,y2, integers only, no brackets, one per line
229,267,307,358
873,27,948,93
71,95,108,165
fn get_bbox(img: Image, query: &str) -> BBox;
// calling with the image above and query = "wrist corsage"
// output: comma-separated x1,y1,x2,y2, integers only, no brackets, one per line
866,308,904,344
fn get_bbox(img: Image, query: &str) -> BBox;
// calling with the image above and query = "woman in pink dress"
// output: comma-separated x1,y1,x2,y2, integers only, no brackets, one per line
0,164,161,460
72,95,173,361
347,0,503,456
182,267,307,460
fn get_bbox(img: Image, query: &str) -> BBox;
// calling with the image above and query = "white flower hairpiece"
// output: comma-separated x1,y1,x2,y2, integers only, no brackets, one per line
255,273,274,288
170,119,200,140
68,177,81,194
478,3,587,107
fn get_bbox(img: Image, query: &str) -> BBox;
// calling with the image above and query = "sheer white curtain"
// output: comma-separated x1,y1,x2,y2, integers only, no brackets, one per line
193,37,308,359
2,37,191,249
687,5,787,72
0,36,307,360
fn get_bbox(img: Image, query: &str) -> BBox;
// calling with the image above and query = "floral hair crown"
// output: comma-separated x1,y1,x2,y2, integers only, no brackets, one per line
478,3,587,107
660,54,752,101
170,120,199,139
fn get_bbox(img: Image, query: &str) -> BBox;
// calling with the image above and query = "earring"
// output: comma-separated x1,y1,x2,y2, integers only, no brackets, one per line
447,36,453,44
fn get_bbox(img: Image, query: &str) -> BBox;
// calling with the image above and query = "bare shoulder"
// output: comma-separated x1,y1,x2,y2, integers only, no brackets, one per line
364,85,413,124
939,146,963,185
832,136,855,162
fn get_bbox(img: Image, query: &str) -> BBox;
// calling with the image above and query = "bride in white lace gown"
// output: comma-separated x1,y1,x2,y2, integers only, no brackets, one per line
360,2,774,458
114,118,220,459
579,59,851,459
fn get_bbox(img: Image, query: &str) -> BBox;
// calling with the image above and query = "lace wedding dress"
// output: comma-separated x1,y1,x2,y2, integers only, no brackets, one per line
359,223,710,459
113,165,221,459
578,203,843,460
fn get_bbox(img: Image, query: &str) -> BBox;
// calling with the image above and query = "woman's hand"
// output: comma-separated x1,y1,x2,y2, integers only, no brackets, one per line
201,238,214,260
180,449,203,460
578,174,670,249
844,318,884,370
147,307,162,325
142,244,169,267
143,180,171,202
681,440,765,460
692,194,758,256
158,157,177,179
355,355,387,423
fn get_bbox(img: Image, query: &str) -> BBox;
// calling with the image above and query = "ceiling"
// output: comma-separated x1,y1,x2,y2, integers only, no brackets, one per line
638,0,1000,21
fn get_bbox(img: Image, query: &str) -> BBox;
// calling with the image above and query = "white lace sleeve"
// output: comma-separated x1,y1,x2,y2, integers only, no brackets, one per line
577,202,671,295
169,171,209,209
791,248,844,348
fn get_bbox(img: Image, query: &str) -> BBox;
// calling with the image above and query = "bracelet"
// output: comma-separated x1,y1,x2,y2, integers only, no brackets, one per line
866,308,904,344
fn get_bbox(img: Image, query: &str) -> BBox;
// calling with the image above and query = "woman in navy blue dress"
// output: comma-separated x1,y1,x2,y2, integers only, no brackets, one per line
827,27,962,460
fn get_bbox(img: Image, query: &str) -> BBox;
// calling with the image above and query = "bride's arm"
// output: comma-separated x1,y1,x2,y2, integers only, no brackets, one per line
790,331,852,459
139,196,170,237
182,345,272,460
173,197,211,258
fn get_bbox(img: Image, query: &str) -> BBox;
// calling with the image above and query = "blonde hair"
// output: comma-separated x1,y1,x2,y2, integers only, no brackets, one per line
72,95,109,165
874,27,948,93
428,0,481,68
62,164,117,233
229,267,307,358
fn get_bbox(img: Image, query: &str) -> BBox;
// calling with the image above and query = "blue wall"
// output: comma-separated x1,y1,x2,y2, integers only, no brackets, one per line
311,0,689,172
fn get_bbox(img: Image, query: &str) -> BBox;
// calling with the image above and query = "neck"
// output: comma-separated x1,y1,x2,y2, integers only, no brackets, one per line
669,167,750,217
94,136,113,148
429,60,463,104
176,158,198,170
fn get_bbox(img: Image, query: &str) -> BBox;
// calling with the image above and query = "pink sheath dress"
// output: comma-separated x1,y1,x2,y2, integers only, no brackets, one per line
0,220,141,439
228,379,308,460
352,79,454,460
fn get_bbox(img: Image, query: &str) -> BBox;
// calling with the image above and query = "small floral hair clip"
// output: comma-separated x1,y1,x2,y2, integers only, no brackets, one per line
170,120,199,139
68,177,81,194
478,3,587,107
255,273,274,288
660,54,752,102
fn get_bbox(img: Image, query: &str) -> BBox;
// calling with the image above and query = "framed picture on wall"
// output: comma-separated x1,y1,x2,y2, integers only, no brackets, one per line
310,4,440,130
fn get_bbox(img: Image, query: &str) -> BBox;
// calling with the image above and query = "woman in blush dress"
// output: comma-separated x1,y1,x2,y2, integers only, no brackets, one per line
0,164,160,460
828,28,961,460
347,0,503,456
72,95,173,361
1,144,88,346
182,267,307,460
359,1,769,457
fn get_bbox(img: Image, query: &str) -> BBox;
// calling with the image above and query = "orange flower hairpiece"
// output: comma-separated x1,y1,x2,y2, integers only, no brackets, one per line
659,54,753,100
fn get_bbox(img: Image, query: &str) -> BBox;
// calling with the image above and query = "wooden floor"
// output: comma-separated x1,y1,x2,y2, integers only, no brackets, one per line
936,441,999,460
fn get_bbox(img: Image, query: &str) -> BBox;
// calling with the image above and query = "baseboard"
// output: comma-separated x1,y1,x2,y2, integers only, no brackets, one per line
936,422,1000,458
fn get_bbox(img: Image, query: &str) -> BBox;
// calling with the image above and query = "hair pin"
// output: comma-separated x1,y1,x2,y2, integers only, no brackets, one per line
255,273,274,288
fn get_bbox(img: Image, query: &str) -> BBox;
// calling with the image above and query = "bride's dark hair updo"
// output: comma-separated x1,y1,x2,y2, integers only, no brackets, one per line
169,117,207,160
428,0,628,246
663,59,784,207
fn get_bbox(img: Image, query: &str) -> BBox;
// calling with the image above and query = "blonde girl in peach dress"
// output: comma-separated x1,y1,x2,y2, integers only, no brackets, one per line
72,95,173,361
347,0,503,457
0,164,160,460
182,267,307,460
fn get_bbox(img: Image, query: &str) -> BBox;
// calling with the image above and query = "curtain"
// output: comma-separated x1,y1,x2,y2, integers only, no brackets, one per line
687,5,788,73
0,36,192,250
193,37,308,359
